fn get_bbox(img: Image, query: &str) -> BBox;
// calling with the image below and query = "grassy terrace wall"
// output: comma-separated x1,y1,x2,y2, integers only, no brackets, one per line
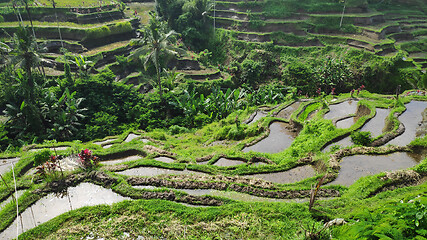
0,20,134,41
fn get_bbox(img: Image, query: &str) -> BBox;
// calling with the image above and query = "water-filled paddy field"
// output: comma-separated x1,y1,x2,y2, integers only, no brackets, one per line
1,95,426,238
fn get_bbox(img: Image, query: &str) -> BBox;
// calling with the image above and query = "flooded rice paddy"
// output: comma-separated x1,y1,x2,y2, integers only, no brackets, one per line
276,102,301,120
154,156,175,163
247,165,316,184
330,151,425,186
360,108,390,137
336,117,355,129
0,157,20,175
324,100,358,120
0,183,130,240
101,155,142,165
117,167,207,177
387,101,427,146
243,122,297,153
124,133,140,142
245,111,267,125
214,158,246,167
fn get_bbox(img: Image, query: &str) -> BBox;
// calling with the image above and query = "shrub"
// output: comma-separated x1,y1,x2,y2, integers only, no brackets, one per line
226,125,246,140
169,125,190,135
33,149,52,167
351,131,372,146
194,114,211,127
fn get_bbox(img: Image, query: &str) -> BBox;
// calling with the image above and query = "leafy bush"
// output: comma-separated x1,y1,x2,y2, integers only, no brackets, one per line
226,125,247,140
33,149,52,167
169,125,190,135
284,61,315,94
215,126,231,140
334,200,427,239
351,131,372,146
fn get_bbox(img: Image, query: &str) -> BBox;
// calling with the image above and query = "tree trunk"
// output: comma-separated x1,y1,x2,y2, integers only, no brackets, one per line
155,50,162,98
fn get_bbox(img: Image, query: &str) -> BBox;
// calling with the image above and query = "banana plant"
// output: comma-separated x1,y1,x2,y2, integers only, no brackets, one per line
171,88,206,127
71,55,94,79
47,88,86,141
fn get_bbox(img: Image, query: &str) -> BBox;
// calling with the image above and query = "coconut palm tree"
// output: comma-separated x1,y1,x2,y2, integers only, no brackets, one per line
7,26,44,90
130,12,185,98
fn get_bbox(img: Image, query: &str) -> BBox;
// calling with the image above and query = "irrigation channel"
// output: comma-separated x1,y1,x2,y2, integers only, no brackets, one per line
0,98,426,238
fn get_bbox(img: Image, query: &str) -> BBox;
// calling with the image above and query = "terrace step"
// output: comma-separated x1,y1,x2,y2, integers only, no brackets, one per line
215,18,307,35
215,3,262,13
177,69,222,81
390,32,415,41
347,39,374,52
214,10,248,21
168,59,201,71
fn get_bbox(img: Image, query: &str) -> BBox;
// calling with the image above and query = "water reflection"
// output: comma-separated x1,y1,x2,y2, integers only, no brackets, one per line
117,167,207,177
387,101,427,146
330,151,425,186
243,122,297,153
247,165,316,184
360,108,390,137
214,158,246,167
0,183,130,239
276,102,301,120
324,100,358,120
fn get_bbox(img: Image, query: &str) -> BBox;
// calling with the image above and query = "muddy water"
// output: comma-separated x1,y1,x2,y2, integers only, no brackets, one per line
246,165,316,184
330,152,425,186
0,157,19,175
214,158,246,167
155,156,175,163
0,183,130,239
243,122,297,153
117,167,207,177
324,100,358,120
336,117,355,129
246,111,267,125
276,102,301,120
101,155,141,165
124,133,140,142
387,101,427,146
322,136,353,152
360,108,390,137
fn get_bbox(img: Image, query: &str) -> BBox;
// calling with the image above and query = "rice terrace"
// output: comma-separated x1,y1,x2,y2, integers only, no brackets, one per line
0,0,426,239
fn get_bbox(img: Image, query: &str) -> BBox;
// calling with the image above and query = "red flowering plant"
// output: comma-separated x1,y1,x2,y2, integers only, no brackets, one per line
35,155,61,181
78,149,99,169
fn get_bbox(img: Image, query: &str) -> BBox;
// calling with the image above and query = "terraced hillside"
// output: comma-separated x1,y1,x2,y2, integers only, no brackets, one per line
211,0,427,70
0,1,155,77
0,90,426,239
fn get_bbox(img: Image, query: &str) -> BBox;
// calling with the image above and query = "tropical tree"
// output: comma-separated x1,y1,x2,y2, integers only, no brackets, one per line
7,26,45,89
130,12,185,98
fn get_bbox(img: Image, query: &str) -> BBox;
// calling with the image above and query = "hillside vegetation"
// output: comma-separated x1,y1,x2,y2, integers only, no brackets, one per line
0,0,426,239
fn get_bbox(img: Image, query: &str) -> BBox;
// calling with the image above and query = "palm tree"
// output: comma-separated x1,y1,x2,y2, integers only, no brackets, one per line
21,0,36,38
7,26,44,90
130,12,185,98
